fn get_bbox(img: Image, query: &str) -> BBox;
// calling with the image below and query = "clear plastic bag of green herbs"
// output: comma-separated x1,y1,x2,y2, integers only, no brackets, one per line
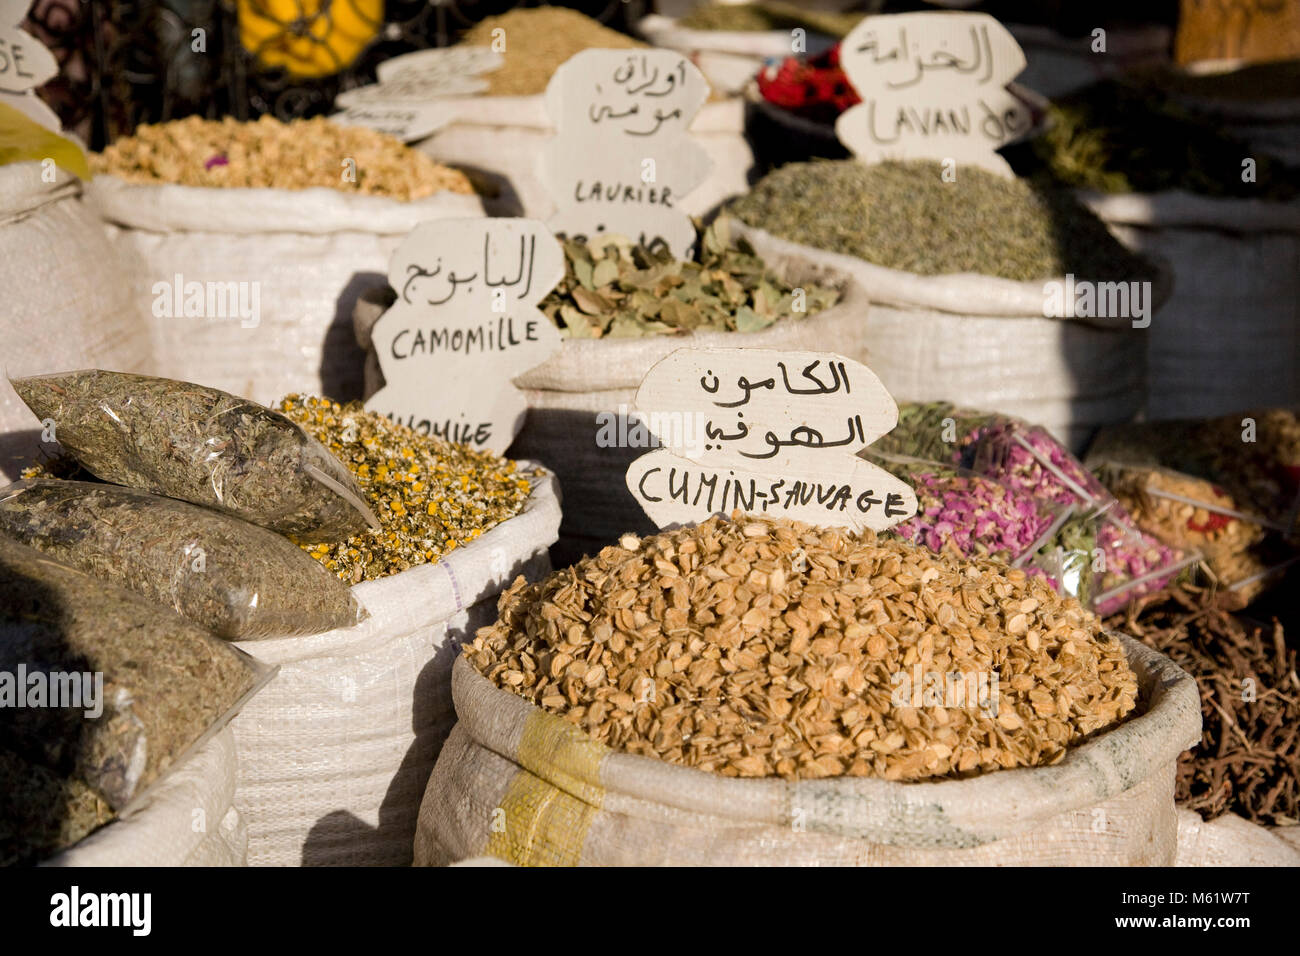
865,450,1073,582
967,421,1201,616
869,401,1009,467
0,478,368,640
1027,508,1099,606
10,369,379,543
0,537,276,849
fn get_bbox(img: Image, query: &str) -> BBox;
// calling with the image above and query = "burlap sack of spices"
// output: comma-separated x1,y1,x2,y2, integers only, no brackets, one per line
415,636,1200,867
725,217,1163,455
0,162,153,481
357,247,868,564
1076,191,1300,419
87,170,483,407
42,728,248,867
229,470,560,867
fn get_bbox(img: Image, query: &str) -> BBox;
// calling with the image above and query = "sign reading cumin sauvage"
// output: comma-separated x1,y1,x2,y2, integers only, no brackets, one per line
626,348,917,531
835,12,1033,176
365,218,563,453
540,48,712,258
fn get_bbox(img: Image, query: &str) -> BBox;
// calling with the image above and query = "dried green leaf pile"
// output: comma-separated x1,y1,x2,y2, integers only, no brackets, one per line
541,222,841,339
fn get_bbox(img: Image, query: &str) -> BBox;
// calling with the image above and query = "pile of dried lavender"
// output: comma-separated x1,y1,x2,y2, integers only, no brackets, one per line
278,396,535,582
469,513,1137,782
1110,585,1300,826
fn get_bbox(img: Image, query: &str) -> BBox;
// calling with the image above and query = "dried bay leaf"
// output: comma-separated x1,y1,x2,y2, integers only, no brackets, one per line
542,221,841,338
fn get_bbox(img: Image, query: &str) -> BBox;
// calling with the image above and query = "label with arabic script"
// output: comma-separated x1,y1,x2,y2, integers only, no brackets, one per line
365,218,564,453
541,49,712,259
835,12,1033,176
626,348,917,532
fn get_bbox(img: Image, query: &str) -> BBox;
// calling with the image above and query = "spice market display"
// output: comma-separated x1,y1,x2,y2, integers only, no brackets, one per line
0,0,1297,880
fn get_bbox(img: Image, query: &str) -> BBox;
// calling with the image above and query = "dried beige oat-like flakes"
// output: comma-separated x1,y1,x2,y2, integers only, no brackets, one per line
469,513,1139,782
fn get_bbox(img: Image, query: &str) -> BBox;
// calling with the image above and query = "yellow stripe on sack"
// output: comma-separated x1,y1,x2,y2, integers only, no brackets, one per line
0,103,90,181
486,710,607,866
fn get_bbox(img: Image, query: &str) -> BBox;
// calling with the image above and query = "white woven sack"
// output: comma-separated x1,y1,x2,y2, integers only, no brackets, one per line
0,163,153,480
415,635,1200,866
86,175,484,407
357,253,869,563
229,470,560,867
727,216,1154,454
1174,809,1300,866
1078,190,1300,420
413,97,752,221
41,728,247,867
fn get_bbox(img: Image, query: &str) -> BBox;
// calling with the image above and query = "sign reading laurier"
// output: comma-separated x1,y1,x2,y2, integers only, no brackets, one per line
541,49,712,259
365,218,564,454
626,348,917,532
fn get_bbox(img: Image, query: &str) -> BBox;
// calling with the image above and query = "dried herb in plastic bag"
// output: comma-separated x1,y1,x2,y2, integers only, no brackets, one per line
0,536,262,810
11,370,378,543
0,479,367,640
870,401,1002,467
0,747,115,866
971,422,1197,614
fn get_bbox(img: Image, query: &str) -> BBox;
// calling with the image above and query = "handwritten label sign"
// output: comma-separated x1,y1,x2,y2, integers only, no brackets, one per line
835,12,1031,176
541,49,712,258
332,48,503,141
0,0,56,96
365,218,564,453
625,348,918,532
1,0,59,135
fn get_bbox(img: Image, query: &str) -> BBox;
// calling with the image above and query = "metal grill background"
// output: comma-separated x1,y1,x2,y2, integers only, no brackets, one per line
21,0,648,149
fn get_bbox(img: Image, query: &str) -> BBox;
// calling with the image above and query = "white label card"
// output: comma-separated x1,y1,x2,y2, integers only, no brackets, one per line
365,218,564,454
0,0,57,95
333,48,503,141
625,348,918,532
835,12,1032,176
541,49,713,259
